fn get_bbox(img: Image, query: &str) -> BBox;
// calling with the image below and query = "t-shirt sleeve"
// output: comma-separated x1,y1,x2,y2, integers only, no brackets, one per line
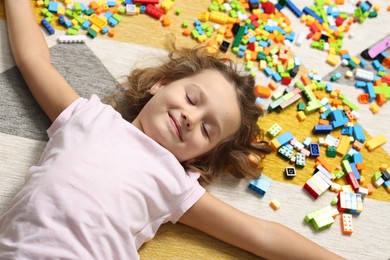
168,171,206,224
46,95,99,138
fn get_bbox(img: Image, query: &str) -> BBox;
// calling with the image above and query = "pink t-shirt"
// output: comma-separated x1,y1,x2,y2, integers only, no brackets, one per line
0,95,205,259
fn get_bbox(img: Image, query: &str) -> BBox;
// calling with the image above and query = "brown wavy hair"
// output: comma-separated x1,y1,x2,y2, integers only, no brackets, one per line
108,46,272,183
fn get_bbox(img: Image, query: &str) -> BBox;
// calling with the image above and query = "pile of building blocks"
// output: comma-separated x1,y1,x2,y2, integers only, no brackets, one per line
35,0,176,38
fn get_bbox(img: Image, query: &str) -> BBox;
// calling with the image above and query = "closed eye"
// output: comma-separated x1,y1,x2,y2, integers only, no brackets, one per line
202,124,210,139
186,94,195,105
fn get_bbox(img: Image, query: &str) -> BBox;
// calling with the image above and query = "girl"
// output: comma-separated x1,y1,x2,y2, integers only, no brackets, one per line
0,0,343,259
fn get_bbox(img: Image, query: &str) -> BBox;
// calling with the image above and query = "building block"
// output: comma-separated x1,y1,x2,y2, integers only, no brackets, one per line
278,145,293,160
304,205,338,231
295,152,306,168
285,167,296,177
352,124,365,143
365,134,387,151
304,171,332,199
309,143,320,158
58,35,87,43
145,4,164,19
336,135,350,156
341,213,353,235
41,18,55,35
326,146,337,157
313,124,333,134
337,191,363,215
270,198,281,210
248,174,272,196
267,123,282,138
276,131,294,146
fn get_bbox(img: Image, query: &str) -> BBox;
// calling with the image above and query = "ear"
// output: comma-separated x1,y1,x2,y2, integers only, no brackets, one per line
149,80,164,95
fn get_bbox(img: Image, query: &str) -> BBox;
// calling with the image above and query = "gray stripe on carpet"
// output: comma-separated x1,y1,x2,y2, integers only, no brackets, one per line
0,43,116,141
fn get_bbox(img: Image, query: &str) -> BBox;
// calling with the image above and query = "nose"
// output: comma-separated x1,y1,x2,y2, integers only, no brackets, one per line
182,111,197,130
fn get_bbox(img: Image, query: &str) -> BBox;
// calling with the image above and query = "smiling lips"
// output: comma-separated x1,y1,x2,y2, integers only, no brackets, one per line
169,113,182,140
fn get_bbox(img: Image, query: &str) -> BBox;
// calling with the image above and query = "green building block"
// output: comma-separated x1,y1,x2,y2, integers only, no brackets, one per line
278,146,293,160
326,146,337,158
267,123,282,138
295,153,306,168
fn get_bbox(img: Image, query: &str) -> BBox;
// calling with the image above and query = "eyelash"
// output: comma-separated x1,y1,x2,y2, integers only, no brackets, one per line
202,124,210,139
186,94,209,139
186,94,195,105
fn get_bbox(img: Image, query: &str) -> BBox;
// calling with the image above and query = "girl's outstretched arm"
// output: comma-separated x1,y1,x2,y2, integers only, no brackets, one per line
179,192,344,259
5,0,79,122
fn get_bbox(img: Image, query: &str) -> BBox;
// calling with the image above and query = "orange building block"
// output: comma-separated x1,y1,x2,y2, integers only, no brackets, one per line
357,93,369,104
301,74,312,85
108,29,116,37
352,140,364,151
341,213,353,235
316,156,332,172
161,16,171,26
376,93,387,106
382,57,390,69
253,85,271,98
268,80,278,90
365,183,375,195
318,119,330,125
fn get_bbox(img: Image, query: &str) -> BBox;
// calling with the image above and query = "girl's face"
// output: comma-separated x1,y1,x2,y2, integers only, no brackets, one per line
132,69,241,162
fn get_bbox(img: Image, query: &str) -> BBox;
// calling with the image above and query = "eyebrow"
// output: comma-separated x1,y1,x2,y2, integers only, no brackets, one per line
190,84,222,140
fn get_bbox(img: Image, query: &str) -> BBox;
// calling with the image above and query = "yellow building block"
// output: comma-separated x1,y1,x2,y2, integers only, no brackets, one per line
198,11,209,22
90,24,101,33
209,11,228,24
351,56,361,65
326,54,340,66
369,103,380,113
270,198,281,210
336,135,350,156
57,6,66,15
89,14,107,30
270,138,281,151
296,111,306,121
365,134,387,151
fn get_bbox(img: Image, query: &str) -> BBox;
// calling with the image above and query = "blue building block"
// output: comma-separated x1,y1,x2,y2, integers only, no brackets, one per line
276,131,294,146
104,11,113,19
365,82,376,101
286,0,303,17
303,7,324,23
353,124,365,143
352,152,363,163
313,124,333,134
48,2,59,13
264,67,273,77
329,109,349,129
272,72,282,82
101,27,109,34
41,18,55,35
302,137,312,147
108,17,119,27
248,174,272,196
341,126,353,136
350,163,361,181
81,20,92,30
309,143,320,158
